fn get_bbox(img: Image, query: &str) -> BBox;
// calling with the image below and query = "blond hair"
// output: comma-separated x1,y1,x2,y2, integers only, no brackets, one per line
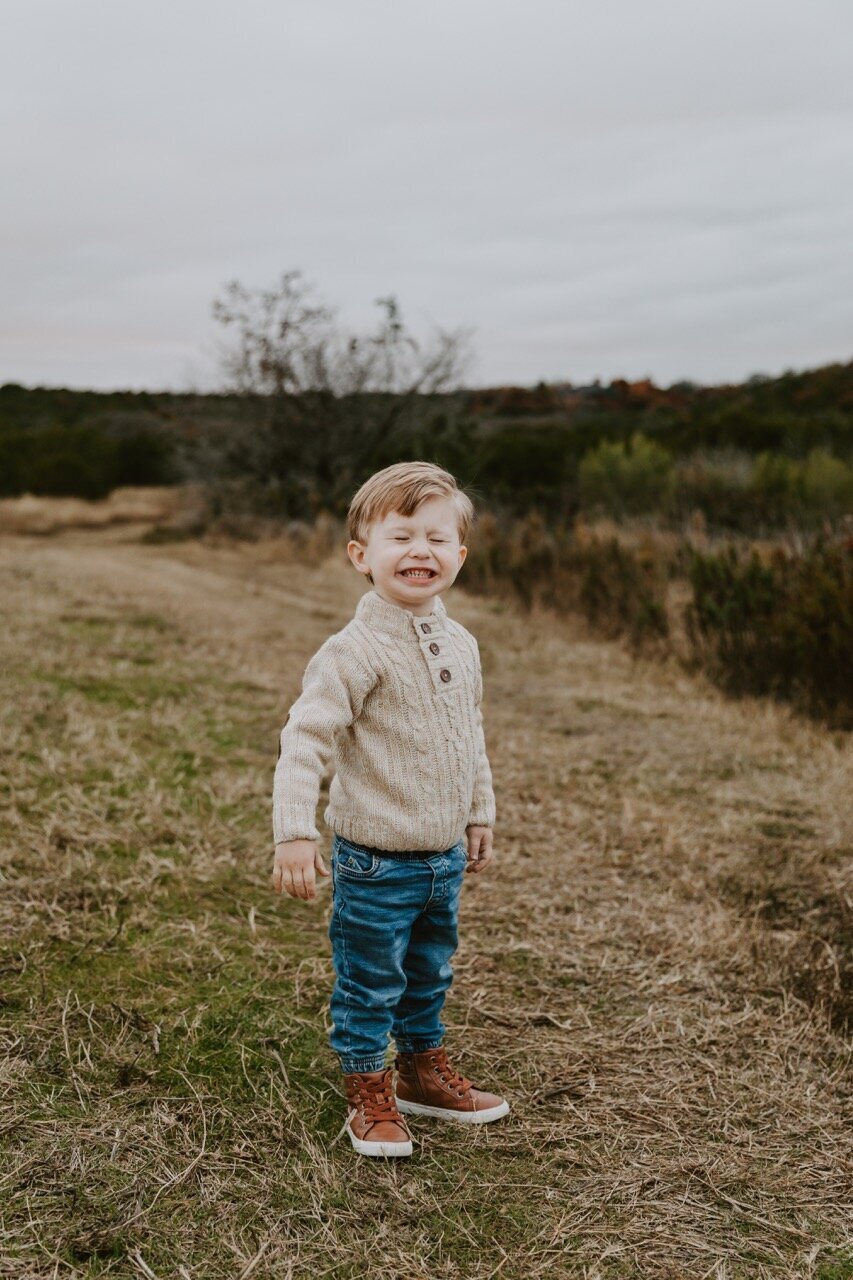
347,461,475,549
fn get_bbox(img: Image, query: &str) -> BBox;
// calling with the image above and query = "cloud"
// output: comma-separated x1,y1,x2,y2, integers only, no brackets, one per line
2,0,852,388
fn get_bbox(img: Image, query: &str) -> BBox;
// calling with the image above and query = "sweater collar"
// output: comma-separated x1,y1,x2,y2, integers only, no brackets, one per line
355,588,447,637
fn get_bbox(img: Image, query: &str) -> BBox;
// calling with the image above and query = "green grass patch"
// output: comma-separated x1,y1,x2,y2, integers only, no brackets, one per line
34,669,192,707
817,1254,853,1280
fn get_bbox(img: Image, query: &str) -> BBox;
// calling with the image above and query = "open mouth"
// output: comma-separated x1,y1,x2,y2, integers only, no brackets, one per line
398,569,437,581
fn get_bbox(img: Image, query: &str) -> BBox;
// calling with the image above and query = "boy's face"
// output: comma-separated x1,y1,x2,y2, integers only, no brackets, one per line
347,495,467,614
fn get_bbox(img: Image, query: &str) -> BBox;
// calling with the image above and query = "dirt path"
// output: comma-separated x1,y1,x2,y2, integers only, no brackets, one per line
2,528,851,1279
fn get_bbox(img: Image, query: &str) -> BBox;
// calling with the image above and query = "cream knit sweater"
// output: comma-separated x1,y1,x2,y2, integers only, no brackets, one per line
272,588,496,852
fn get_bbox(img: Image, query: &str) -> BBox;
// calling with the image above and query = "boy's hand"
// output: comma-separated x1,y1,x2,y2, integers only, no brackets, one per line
272,839,330,901
464,825,493,873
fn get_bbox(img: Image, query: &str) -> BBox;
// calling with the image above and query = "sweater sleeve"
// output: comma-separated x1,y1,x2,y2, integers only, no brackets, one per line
272,636,376,844
466,645,496,828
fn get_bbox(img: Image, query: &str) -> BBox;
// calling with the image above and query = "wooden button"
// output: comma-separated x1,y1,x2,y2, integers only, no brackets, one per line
421,623,432,634
440,668,452,683
429,642,440,655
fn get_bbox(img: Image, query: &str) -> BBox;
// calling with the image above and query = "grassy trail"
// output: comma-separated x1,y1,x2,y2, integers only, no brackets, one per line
1,527,850,1279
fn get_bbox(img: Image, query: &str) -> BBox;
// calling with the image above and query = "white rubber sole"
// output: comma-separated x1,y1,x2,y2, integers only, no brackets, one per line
345,1116,413,1158
396,1097,510,1124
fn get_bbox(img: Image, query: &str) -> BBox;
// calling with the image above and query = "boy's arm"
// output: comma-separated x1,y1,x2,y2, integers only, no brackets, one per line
273,637,376,845
466,646,496,830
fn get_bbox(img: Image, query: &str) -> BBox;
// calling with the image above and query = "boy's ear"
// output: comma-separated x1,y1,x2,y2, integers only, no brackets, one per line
347,539,370,576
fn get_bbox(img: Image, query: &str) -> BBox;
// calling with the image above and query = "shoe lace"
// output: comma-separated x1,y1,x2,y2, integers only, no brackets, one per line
349,1071,404,1126
428,1048,472,1096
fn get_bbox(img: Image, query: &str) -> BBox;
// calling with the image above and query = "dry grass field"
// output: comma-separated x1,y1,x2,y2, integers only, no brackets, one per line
1,510,851,1279
0,489,184,537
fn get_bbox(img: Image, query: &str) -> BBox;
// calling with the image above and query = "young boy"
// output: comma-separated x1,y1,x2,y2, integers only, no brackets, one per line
272,460,509,1158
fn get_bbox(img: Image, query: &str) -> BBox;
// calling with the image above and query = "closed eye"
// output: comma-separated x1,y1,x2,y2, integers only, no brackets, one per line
393,534,449,543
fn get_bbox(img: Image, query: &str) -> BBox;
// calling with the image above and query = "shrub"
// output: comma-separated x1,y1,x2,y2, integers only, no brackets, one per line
574,537,670,649
664,448,853,532
748,451,800,526
800,449,853,518
462,510,559,610
463,512,669,650
578,431,673,517
685,536,853,727
665,450,755,532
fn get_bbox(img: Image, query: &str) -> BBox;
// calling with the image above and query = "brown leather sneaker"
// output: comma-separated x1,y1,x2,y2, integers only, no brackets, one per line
395,1047,510,1124
343,1067,413,1157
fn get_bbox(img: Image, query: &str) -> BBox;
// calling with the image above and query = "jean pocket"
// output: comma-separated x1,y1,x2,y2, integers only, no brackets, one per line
333,838,381,879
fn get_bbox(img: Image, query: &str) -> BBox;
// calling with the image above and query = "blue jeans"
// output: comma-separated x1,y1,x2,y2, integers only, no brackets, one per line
328,833,468,1074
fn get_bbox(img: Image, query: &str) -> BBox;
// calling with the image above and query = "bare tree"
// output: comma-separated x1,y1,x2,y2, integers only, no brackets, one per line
211,271,473,516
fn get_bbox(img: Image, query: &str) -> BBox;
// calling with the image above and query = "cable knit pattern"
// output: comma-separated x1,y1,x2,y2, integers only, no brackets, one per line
272,589,496,851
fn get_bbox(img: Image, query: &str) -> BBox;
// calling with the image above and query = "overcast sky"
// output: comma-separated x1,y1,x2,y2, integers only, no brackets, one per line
3,0,852,391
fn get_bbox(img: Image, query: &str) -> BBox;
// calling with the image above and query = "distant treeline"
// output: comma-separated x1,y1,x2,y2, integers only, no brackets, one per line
2,360,852,531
